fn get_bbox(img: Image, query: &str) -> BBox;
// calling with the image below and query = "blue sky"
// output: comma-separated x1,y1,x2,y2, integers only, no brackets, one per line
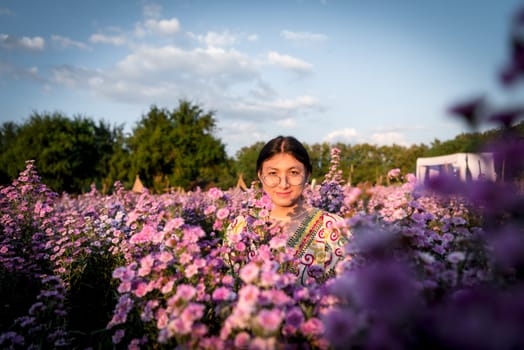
0,0,522,156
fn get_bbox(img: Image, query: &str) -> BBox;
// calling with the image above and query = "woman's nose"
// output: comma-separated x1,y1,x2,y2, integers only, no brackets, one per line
279,175,290,187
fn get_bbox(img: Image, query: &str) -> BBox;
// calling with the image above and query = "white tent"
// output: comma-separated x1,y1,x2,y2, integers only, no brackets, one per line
416,153,496,183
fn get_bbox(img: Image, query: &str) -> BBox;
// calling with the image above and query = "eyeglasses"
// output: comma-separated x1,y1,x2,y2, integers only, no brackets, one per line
261,171,306,188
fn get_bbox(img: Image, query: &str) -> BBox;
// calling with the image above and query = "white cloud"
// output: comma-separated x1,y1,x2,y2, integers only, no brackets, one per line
51,65,92,87
144,18,180,36
89,33,126,46
266,51,313,73
46,44,262,108
324,128,358,143
221,95,322,123
247,34,258,42
249,80,276,99
115,45,257,82
189,30,237,47
280,30,328,42
51,35,90,50
370,131,408,146
0,60,42,81
218,120,266,155
270,95,319,110
0,34,44,51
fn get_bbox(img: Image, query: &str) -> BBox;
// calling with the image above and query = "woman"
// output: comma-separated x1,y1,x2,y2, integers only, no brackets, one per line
228,135,348,285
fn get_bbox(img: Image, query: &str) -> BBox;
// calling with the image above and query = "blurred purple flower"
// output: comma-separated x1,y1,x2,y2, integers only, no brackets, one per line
284,307,305,333
424,172,466,197
322,308,358,349
487,224,524,269
448,96,486,128
350,261,420,323
487,106,524,127
430,287,524,350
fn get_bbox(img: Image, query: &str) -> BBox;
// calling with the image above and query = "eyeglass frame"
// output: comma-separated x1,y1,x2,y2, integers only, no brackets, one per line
259,171,308,188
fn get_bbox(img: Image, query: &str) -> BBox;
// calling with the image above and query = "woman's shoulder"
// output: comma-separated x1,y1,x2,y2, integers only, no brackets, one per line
312,208,350,237
310,208,344,224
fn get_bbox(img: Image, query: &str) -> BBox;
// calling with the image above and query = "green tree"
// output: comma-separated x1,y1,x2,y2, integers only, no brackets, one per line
234,141,265,186
306,142,332,182
0,122,20,184
127,101,233,191
0,112,121,193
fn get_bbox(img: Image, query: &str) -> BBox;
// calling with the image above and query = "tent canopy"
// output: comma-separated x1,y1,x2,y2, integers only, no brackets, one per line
416,153,496,183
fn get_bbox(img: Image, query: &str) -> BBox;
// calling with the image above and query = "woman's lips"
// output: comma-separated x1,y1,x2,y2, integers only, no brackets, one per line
276,191,292,196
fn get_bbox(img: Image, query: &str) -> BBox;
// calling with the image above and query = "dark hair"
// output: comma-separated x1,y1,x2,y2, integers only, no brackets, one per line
256,135,313,175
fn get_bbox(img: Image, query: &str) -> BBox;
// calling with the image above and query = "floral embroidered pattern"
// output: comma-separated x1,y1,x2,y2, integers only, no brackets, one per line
287,209,347,285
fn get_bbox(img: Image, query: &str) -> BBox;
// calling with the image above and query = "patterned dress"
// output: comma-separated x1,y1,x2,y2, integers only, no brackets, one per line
286,208,347,285
226,207,348,285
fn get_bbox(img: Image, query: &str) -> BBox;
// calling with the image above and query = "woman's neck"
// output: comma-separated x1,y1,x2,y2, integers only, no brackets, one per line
270,199,309,222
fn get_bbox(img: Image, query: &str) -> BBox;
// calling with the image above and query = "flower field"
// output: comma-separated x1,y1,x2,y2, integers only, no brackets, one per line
1,140,523,350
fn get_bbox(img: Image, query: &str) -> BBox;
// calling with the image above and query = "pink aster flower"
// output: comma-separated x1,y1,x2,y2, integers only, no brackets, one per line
212,286,234,302
204,205,217,216
130,223,156,244
179,252,192,265
405,173,417,184
183,226,206,242
259,209,269,218
387,168,401,179
181,303,205,323
161,279,175,294
234,241,246,252
158,251,174,263
256,309,283,333
117,281,131,293
300,317,324,336
234,331,250,348
237,285,260,311
222,275,234,286
156,308,168,329
269,236,286,249
259,270,279,287
164,217,185,232
174,284,196,302
249,336,276,350
208,187,224,200
216,207,230,220
134,281,150,297
185,263,198,278
168,317,191,335
138,255,155,277
240,262,260,284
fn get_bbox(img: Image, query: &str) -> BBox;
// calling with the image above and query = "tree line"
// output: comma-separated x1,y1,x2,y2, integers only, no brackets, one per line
1,99,522,194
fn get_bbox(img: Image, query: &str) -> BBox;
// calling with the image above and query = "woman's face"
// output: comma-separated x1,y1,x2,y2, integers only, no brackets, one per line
258,153,308,210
